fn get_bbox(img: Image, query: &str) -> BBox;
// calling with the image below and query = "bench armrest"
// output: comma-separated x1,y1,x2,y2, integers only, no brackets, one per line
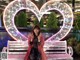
2,47,7,52
67,46,73,56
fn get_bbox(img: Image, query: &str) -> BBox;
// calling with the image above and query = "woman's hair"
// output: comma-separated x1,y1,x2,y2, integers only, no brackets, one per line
32,25,41,36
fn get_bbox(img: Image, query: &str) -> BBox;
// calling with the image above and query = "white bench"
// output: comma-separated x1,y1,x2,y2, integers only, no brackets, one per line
2,40,73,60
45,41,73,60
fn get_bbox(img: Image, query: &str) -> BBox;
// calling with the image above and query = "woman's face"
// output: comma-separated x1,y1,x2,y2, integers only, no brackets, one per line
34,28,39,34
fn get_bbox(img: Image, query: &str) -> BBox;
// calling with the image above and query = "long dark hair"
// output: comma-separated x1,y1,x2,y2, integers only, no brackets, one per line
32,25,41,37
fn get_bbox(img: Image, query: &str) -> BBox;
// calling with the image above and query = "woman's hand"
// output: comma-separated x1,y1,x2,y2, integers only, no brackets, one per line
38,40,40,42
38,40,41,45
38,36,41,45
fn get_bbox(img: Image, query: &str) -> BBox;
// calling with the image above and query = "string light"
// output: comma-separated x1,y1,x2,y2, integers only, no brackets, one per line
3,0,73,42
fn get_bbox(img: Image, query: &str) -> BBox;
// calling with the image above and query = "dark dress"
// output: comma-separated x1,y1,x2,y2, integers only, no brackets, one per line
29,35,41,60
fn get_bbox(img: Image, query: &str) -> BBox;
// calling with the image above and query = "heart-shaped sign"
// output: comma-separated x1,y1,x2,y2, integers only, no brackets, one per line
3,0,73,42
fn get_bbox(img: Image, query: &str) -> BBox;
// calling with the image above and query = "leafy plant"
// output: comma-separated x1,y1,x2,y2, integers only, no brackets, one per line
39,18,44,28
73,12,80,41
15,11,28,27
75,43,80,55
33,19,39,26
67,37,78,47
74,13,80,30
46,12,59,29
67,37,80,56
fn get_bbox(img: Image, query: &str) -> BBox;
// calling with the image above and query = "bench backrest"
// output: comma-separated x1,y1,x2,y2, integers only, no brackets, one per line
44,41,67,54
7,41,67,54
7,41,28,53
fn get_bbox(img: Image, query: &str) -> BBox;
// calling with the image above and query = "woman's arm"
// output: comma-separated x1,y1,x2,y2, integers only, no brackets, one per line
28,33,33,47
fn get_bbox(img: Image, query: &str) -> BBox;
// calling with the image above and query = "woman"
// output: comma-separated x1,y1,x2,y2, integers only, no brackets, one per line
24,25,47,60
